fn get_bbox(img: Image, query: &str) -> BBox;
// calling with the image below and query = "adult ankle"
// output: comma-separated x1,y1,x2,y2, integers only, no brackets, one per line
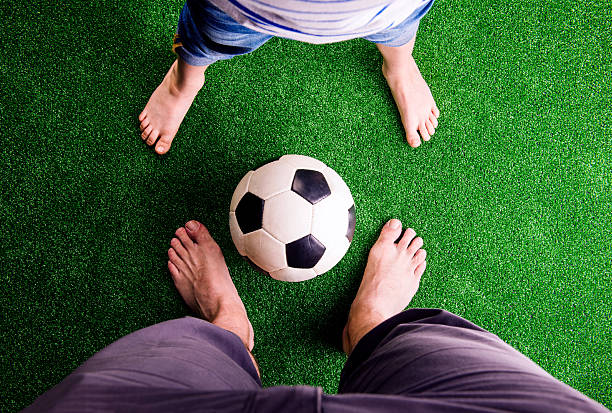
346,311,385,353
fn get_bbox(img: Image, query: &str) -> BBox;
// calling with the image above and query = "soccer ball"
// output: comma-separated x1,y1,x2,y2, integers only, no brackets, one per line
229,155,356,282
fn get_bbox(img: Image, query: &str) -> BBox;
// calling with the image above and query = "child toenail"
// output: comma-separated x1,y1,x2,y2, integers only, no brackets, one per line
157,146,165,152
389,219,401,229
186,221,198,231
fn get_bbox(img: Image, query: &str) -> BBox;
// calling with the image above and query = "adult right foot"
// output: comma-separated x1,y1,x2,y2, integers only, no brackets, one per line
342,219,427,355
168,220,254,351
138,59,205,155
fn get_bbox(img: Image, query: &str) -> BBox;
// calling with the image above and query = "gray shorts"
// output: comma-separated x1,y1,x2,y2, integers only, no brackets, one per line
23,309,608,412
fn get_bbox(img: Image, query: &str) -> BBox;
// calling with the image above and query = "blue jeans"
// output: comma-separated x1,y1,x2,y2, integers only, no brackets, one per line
173,0,435,66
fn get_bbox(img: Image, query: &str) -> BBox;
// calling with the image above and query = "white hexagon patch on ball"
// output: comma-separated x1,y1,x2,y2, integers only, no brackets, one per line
229,155,356,282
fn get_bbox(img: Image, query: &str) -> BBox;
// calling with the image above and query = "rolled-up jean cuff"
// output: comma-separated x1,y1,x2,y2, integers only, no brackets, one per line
363,0,433,47
364,22,419,47
172,0,273,66
173,36,218,66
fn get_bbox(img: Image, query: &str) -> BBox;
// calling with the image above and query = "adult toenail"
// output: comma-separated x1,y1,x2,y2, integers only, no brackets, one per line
157,146,165,152
186,221,198,231
389,219,401,229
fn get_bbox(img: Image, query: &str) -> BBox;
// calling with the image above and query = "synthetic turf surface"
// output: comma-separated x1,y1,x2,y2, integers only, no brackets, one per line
1,0,611,410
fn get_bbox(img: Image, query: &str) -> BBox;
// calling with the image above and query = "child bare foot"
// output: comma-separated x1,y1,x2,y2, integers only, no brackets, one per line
377,40,440,148
343,219,426,354
168,220,255,351
139,59,206,155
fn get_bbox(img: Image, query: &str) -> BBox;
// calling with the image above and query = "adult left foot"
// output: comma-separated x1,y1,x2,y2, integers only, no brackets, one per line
383,57,440,148
168,220,255,351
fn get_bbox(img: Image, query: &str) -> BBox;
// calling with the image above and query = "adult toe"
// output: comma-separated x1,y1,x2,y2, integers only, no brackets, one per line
397,227,416,249
168,260,198,311
170,237,189,260
168,248,188,273
185,220,214,244
377,219,403,244
175,227,195,250
406,237,424,257
168,259,187,283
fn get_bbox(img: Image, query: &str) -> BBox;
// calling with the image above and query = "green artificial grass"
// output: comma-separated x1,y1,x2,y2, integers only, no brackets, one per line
1,0,611,410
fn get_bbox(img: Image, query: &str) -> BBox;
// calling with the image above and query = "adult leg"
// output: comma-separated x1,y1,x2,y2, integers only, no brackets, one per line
363,0,440,148
338,220,608,412
342,219,426,355
24,221,263,412
139,0,272,154
23,317,262,411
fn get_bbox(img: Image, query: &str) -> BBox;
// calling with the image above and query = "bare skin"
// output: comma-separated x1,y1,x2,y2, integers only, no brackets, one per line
139,59,207,155
167,220,257,374
377,37,440,148
168,218,424,368
342,219,426,355
140,35,438,154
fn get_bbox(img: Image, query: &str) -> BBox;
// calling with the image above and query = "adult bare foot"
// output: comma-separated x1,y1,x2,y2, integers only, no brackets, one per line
138,58,206,155
342,219,426,355
377,39,440,148
167,220,255,351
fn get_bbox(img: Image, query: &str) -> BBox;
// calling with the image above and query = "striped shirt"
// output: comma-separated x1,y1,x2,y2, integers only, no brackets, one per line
207,0,428,44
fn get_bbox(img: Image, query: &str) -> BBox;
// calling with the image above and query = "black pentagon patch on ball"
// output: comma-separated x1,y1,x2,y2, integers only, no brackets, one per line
291,169,331,204
286,234,326,268
235,192,264,234
347,204,356,242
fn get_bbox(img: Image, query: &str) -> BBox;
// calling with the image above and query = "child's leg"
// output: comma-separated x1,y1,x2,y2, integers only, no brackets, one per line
139,0,272,155
139,58,207,155
377,36,440,148
364,0,439,148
